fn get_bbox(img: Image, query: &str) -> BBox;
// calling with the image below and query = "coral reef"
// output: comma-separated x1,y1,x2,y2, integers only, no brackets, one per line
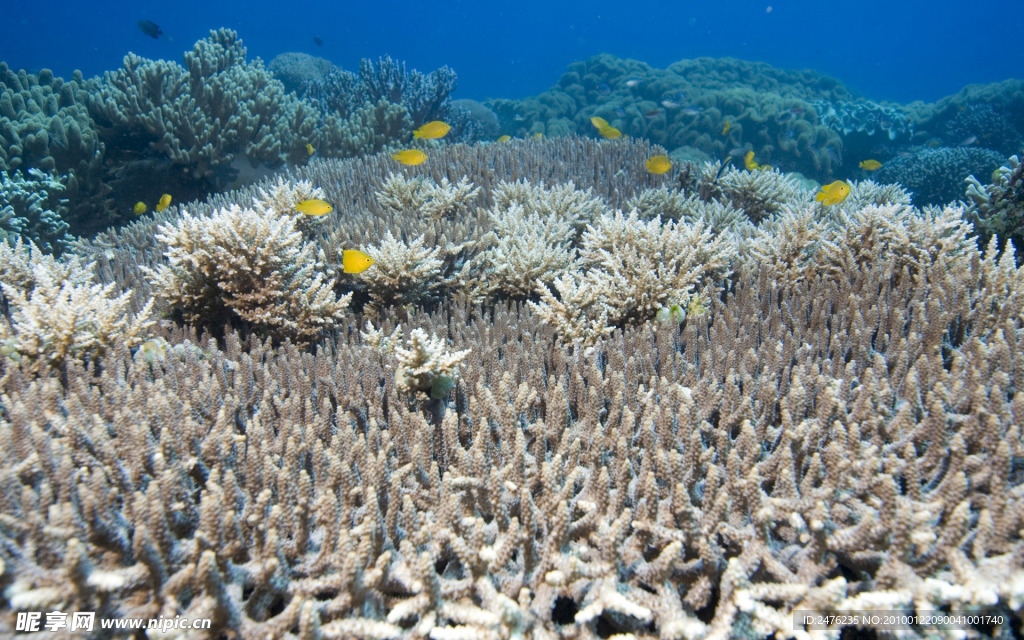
0,239,152,372
144,182,351,343
939,103,1022,155
965,154,1024,256
5,136,1022,639
0,63,108,236
0,63,103,179
392,327,470,401
0,168,73,254
1,196,1021,636
88,29,319,180
268,52,334,95
906,78,1024,149
873,146,1007,206
0,32,464,239
301,55,486,144
486,54,863,180
810,98,914,140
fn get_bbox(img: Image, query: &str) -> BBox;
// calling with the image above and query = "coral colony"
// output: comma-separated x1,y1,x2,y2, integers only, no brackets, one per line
1,28,1023,640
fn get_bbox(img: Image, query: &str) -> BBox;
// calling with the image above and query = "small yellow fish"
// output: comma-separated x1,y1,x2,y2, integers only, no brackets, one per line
815,180,851,206
392,149,428,165
305,143,315,156
722,120,731,136
532,132,544,139
646,155,671,174
598,125,622,139
744,150,760,171
155,194,172,212
342,249,375,274
859,159,882,171
295,199,333,217
413,121,451,139
497,135,511,143
590,116,610,130
134,201,147,215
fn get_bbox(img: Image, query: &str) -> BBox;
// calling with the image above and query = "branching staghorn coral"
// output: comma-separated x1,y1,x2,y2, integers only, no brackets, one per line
2,201,1022,637
818,204,975,285
393,327,470,402
419,177,481,221
16,134,1024,638
719,164,806,223
323,99,414,158
529,210,734,346
491,178,609,234
305,56,457,127
375,173,433,216
145,188,351,343
583,210,733,321
625,186,697,222
0,238,93,296
251,176,327,217
0,244,153,371
820,178,914,222
356,231,445,312
528,271,614,349
468,202,578,301
628,187,757,239
743,207,826,285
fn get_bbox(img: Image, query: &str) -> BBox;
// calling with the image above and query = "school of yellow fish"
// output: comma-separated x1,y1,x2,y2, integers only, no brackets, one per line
137,105,878,301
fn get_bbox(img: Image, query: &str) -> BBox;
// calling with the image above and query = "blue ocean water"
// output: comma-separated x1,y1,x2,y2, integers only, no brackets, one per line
4,0,1022,103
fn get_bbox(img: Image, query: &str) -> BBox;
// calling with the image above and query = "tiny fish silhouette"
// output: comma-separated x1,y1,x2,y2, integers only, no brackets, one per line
137,20,163,39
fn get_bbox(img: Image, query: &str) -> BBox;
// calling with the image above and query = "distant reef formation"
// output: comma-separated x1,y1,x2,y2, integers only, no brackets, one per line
0,30,491,245
487,54,1024,197
2,44,1023,252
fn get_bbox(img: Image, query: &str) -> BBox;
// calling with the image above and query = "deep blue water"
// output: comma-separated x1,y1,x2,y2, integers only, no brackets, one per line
4,0,1022,103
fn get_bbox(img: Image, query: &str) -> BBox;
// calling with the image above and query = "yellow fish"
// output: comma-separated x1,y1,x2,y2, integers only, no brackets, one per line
392,149,428,165
295,199,333,217
342,249,375,274
532,132,544,139
497,135,511,143
134,201,147,215
722,120,731,136
815,180,851,206
646,155,671,174
744,150,760,171
305,143,315,156
859,159,882,171
590,116,610,130
598,125,622,139
155,194,172,212
413,121,451,139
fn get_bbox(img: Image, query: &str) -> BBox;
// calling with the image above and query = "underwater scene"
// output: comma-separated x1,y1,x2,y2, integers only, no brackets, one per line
1,1,1023,638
